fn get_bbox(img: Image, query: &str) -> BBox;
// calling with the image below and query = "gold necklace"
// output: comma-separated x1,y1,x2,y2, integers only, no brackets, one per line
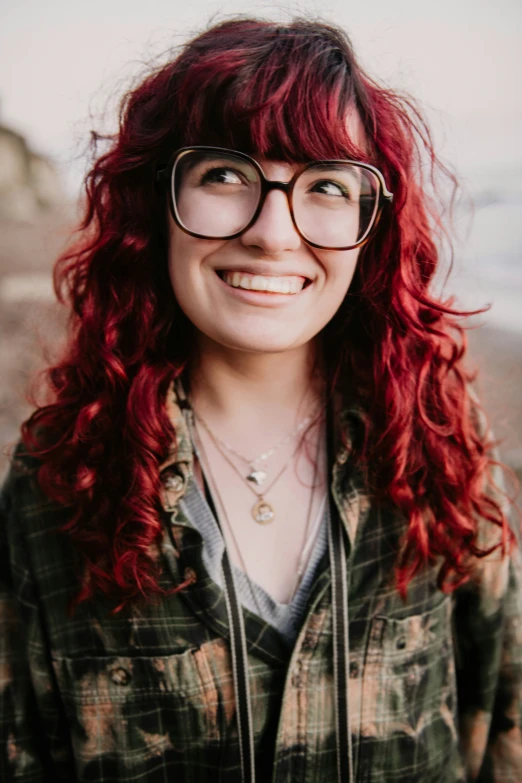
192,407,309,524
190,417,325,607
195,408,317,486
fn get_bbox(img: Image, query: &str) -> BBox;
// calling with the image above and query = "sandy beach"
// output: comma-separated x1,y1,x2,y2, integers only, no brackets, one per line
1,215,521,514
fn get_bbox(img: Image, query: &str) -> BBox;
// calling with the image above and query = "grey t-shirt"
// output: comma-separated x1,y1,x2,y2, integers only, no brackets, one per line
179,475,329,648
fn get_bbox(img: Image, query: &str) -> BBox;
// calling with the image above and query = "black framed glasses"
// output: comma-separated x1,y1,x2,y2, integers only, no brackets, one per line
157,146,393,250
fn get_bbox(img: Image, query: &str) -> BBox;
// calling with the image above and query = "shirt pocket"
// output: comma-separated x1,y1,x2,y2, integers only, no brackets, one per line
52,637,235,777
361,596,459,781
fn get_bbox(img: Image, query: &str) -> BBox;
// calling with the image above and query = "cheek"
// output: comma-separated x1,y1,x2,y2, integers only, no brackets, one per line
167,223,216,295
167,240,192,315
166,224,207,321
167,222,227,327
318,247,361,297
168,229,191,292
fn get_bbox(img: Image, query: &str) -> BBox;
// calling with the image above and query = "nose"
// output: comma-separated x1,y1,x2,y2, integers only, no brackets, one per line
240,189,301,255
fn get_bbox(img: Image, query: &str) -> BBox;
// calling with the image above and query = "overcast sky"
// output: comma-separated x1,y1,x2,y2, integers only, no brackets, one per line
1,0,521,195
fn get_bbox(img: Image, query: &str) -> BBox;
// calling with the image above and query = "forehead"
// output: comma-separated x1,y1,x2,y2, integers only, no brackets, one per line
220,108,368,175
187,106,368,167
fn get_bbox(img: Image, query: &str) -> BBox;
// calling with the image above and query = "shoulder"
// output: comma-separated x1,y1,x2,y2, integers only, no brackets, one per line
1,439,44,516
1,440,82,620
1,439,70,552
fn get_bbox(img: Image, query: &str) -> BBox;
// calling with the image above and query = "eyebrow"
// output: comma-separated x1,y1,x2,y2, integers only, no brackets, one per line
254,160,365,178
306,164,363,184
309,163,362,175
181,152,253,172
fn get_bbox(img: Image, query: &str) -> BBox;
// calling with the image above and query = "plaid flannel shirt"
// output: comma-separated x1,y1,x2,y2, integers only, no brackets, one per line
1,381,521,782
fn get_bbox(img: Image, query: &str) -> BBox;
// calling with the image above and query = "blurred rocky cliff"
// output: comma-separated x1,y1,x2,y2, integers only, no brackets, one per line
0,123,67,221
0,122,75,475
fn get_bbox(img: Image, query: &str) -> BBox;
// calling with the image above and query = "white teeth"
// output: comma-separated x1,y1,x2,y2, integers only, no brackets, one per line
221,271,306,294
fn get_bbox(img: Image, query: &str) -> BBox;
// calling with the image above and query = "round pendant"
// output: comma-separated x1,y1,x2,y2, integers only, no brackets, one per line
252,498,275,525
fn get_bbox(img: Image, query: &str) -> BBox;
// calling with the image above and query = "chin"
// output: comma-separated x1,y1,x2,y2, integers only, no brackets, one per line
207,327,308,356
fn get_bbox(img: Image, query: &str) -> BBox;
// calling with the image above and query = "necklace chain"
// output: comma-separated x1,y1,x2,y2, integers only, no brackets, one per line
190,420,266,619
191,397,325,519
192,406,306,523
195,407,316,469
193,407,292,500
189,414,325,608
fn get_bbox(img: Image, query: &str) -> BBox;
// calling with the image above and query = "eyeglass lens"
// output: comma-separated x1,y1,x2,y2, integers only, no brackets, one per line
172,150,380,248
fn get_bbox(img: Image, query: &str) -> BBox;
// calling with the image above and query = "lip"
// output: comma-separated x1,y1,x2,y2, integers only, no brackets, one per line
214,269,312,306
215,264,313,281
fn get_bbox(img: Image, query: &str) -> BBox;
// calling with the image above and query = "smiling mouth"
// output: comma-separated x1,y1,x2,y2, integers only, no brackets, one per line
217,270,311,294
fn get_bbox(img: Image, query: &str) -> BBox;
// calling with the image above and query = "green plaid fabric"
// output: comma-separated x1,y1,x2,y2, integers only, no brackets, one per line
1,382,521,782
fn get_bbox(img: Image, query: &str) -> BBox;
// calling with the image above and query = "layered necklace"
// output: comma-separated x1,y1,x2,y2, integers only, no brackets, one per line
188,405,326,611
195,409,315,487
193,405,322,525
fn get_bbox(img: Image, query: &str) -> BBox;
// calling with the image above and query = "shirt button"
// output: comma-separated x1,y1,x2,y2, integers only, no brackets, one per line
111,667,131,686
183,567,197,584
407,668,419,686
301,635,314,652
291,662,302,688
163,473,185,492
396,636,407,651
336,449,349,465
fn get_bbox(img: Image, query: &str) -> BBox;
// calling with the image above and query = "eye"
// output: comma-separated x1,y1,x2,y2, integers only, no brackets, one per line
199,166,245,185
310,179,349,198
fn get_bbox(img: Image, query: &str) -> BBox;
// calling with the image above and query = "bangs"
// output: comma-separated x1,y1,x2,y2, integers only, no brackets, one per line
174,21,368,163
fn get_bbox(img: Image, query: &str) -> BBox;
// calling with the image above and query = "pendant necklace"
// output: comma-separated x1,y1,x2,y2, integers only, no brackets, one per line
189,414,325,606
192,412,292,523
191,404,322,524
194,407,317,487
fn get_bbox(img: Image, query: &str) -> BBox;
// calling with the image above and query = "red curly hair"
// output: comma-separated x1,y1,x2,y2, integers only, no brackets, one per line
21,17,514,607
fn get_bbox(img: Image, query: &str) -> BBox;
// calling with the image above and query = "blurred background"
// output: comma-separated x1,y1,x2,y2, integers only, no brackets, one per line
1,0,521,504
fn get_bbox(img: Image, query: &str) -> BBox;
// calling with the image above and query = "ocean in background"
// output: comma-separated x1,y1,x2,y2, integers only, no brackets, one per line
441,165,522,335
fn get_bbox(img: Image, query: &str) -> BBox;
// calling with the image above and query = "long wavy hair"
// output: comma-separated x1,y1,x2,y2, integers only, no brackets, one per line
21,17,515,607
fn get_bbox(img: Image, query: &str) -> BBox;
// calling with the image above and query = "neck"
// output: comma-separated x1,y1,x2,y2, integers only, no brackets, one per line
187,334,325,442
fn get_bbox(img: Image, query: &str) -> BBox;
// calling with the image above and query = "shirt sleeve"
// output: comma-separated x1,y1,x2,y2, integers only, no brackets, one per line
0,460,76,783
453,394,522,782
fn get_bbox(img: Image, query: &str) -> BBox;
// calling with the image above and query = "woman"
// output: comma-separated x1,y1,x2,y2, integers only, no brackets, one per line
1,17,521,783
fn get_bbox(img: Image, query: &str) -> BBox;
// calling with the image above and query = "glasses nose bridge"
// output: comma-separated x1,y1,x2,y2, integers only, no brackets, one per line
265,179,291,192
259,178,293,213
